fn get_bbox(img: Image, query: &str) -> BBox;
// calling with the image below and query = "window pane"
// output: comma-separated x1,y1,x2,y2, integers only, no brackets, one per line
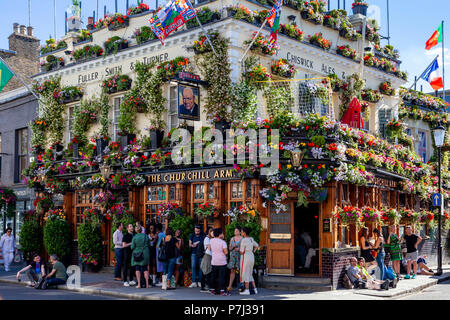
246,182,252,199
194,184,204,200
207,183,215,199
232,182,242,199
169,186,176,200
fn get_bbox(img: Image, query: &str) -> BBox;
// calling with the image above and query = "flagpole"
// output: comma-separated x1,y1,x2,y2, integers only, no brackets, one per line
238,19,268,64
409,55,440,90
442,20,446,102
0,56,40,101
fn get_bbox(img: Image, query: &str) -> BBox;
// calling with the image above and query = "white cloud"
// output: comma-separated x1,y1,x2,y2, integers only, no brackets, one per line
424,47,450,66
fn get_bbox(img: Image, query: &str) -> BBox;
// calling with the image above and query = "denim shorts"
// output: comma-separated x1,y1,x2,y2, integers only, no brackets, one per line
176,256,183,265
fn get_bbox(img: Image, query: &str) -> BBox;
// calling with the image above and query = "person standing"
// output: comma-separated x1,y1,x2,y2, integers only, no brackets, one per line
372,228,386,280
386,224,402,279
161,227,180,290
122,223,136,287
189,225,205,288
16,254,46,287
227,226,242,292
131,226,150,288
239,227,259,295
136,221,145,234
155,223,165,286
200,227,214,292
40,254,67,290
210,228,229,296
174,229,184,287
112,223,124,281
0,228,17,272
148,223,158,286
359,227,376,272
401,226,422,279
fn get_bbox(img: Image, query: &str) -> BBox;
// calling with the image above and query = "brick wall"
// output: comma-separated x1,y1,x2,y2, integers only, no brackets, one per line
322,248,360,289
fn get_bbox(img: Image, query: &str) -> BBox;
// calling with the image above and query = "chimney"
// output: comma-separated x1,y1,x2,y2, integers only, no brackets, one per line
8,23,40,60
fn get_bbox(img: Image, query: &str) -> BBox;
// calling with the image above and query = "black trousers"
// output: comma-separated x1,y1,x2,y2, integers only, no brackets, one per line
123,250,134,282
211,265,227,292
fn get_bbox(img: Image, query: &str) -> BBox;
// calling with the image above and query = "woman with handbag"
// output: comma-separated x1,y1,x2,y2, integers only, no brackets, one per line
131,226,150,288
372,228,386,281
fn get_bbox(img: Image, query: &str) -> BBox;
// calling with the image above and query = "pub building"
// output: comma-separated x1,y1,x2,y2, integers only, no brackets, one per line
27,0,449,290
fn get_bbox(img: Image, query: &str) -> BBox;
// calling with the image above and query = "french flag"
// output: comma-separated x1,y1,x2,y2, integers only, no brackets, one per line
421,57,444,90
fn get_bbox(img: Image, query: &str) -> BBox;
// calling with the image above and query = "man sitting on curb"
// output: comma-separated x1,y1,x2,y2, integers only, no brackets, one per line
36,254,68,289
357,257,391,290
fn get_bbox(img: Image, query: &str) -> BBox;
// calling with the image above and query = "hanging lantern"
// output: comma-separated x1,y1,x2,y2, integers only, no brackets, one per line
99,163,111,179
290,148,303,167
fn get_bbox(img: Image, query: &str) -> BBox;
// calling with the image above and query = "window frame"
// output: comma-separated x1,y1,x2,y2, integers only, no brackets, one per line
15,127,28,183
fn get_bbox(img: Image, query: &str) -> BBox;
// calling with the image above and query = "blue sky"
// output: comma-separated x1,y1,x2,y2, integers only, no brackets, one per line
0,0,449,93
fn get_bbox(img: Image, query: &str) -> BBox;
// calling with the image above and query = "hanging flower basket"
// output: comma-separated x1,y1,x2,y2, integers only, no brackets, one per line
157,202,184,220
352,2,369,16
380,208,401,225
360,207,382,224
332,205,362,227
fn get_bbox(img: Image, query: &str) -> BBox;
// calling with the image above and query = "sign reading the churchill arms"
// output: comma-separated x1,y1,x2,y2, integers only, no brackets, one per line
146,167,237,184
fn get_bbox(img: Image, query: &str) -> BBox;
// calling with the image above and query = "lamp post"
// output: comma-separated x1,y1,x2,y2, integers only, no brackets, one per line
290,148,304,168
433,125,446,276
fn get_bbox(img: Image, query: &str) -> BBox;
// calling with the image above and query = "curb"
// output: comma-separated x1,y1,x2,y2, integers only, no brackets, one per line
0,278,166,300
354,274,450,298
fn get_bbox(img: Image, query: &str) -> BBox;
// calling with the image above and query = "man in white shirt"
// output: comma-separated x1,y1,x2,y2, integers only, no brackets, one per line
113,223,124,281
0,228,17,272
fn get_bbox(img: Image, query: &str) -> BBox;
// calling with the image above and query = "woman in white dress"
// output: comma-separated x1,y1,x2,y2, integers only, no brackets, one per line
239,227,259,295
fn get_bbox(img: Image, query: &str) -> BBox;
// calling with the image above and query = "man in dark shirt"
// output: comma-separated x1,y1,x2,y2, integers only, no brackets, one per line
401,226,422,279
189,225,205,288
122,223,136,287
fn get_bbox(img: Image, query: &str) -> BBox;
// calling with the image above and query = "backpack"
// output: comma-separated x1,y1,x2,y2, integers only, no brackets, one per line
195,236,205,258
342,274,353,289
158,239,167,262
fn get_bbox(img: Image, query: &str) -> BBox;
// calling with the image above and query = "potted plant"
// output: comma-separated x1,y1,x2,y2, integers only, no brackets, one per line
127,2,150,16
60,86,84,104
186,7,221,29
271,59,297,78
78,221,103,272
105,13,129,31
379,80,395,96
101,74,132,94
43,209,71,262
336,45,358,60
133,26,156,45
280,23,304,41
332,205,362,227
95,135,109,156
352,1,369,16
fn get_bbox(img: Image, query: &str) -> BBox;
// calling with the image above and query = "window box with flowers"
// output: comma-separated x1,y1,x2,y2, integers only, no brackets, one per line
101,74,132,94
300,1,326,25
254,9,269,26
73,44,103,62
105,13,129,31
157,202,184,221
271,59,296,79
195,202,221,219
333,205,362,227
336,45,358,61
127,3,150,16
244,32,278,56
60,86,84,104
352,1,369,16
40,39,68,56
242,63,272,89
158,57,190,81
104,36,129,56
226,5,255,24
41,55,65,72
419,210,436,227
186,7,221,29
280,23,304,42
133,26,156,45
308,32,332,51
379,80,395,96
386,120,405,138
76,30,93,44
363,53,380,67
192,32,220,55
380,208,401,225
399,209,420,226
360,207,382,224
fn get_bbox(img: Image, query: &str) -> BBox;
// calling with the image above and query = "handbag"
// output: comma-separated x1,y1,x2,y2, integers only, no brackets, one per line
370,250,378,259
133,251,144,262
158,240,167,262
14,252,21,263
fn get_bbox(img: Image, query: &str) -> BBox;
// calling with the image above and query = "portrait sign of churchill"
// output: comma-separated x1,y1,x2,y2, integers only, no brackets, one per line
178,84,200,121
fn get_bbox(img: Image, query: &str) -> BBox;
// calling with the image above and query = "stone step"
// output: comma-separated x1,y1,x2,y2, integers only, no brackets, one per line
262,275,331,285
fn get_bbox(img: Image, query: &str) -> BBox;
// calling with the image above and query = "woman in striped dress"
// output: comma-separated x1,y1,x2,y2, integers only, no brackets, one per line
239,227,259,295
386,224,402,279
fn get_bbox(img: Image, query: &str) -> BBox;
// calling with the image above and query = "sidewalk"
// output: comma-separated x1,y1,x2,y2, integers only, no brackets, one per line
1,265,449,300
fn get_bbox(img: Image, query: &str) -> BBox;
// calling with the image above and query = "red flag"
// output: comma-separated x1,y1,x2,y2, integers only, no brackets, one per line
341,98,364,129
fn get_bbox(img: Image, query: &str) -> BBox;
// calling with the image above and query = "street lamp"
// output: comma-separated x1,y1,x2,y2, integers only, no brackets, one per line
99,163,111,179
433,124,446,276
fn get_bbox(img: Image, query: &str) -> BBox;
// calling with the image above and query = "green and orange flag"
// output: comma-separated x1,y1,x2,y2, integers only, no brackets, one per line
0,59,14,92
425,23,443,50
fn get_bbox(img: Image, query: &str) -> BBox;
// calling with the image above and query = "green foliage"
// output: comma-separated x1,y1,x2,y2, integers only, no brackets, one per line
77,222,103,265
118,89,139,135
72,100,98,144
134,61,166,129
19,219,43,262
225,218,262,266
169,214,195,268
231,81,258,122
264,83,294,117
43,218,71,260
134,26,156,45
195,32,233,121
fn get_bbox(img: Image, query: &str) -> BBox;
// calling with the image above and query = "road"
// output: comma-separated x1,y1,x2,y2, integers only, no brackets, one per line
398,279,450,300
0,282,118,300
